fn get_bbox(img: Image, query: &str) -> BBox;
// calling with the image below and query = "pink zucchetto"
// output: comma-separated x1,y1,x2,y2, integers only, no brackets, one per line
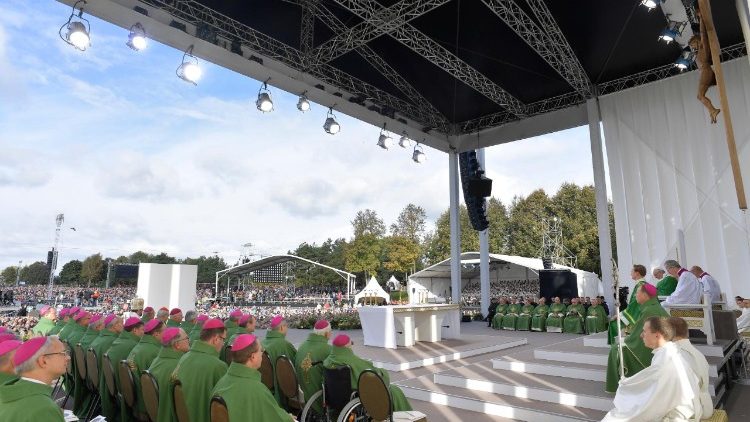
89,314,102,324
104,314,117,326
161,328,181,346
58,308,69,318
124,317,141,329
239,314,252,325
0,340,21,357
39,305,51,315
229,309,243,319
73,311,90,321
314,320,330,330
202,318,225,330
642,283,658,297
144,306,154,313
196,314,209,323
144,319,161,333
231,334,257,352
0,333,17,343
332,334,351,347
12,337,47,367
170,308,182,316
69,306,81,315
0,327,7,333
269,315,284,329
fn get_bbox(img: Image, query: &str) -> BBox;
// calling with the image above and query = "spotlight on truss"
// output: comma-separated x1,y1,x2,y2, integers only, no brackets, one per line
297,92,310,112
412,144,426,163
324,107,340,134
377,124,393,150
59,0,91,51
176,45,202,85
126,23,147,51
398,132,412,148
256,80,273,113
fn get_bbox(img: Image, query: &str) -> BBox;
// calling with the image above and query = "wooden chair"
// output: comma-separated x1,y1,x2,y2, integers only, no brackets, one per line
173,380,192,422
84,349,101,420
141,370,160,422
119,360,148,421
357,370,427,422
275,355,303,412
666,293,716,345
102,354,118,402
210,396,229,422
260,351,275,393
73,344,87,384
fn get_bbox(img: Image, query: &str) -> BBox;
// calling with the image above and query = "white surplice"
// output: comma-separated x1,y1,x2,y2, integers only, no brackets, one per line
662,269,703,307
698,273,721,303
602,342,699,422
737,308,750,333
674,339,713,420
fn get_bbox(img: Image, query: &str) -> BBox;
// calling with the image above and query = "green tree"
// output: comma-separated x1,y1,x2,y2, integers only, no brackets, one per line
0,266,20,286
58,260,83,285
128,251,152,264
20,262,49,284
81,254,104,287
550,183,599,273
390,204,427,243
181,255,228,284
351,209,386,238
344,234,381,280
382,236,420,278
423,205,480,265
486,197,509,254
507,189,552,257
151,252,176,264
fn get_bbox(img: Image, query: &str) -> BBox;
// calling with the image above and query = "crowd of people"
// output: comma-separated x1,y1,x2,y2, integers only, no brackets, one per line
461,279,540,306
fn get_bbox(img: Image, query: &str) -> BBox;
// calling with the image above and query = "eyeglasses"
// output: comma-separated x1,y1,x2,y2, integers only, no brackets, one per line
175,337,189,343
44,350,71,358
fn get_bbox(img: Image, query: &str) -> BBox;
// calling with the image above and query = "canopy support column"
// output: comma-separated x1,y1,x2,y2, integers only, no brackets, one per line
449,150,462,304
477,148,490,317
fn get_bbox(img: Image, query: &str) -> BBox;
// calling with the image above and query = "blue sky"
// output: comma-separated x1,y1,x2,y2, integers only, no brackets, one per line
0,0,596,269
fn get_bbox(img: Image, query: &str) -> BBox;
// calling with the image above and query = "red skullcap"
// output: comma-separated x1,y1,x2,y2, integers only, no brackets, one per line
229,309,243,318
144,307,154,313
0,327,7,333
239,314,251,325
58,308,69,317
73,311,90,321
0,340,21,357
144,319,161,333
269,315,284,329
202,318,225,330
196,314,209,323
642,283,657,297
159,307,169,312
332,334,351,347
124,317,141,329
69,306,80,315
170,308,182,316
12,337,47,367
231,334,257,352
104,314,117,326
161,328,181,346
314,320,330,330
89,314,102,324
0,333,17,343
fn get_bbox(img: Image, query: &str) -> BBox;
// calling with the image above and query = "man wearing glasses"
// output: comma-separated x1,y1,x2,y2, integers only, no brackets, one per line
0,336,70,421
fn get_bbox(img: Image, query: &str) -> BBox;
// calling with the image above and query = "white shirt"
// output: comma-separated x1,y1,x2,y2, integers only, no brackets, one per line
602,342,699,422
699,273,721,303
675,339,713,420
662,269,703,306
737,308,750,333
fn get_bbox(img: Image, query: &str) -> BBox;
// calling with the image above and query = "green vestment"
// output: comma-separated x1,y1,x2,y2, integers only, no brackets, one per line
608,280,645,344
224,320,239,340
502,303,522,330
140,314,151,323
585,305,608,334
58,320,77,341
0,371,17,385
173,340,228,422
491,304,508,329
167,319,180,328
531,304,549,332
66,323,87,346
294,333,331,413
0,378,64,421
180,321,196,333
48,320,66,335
546,303,566,332
657,275,678,296
516,305,535,331
147,346,185,422
262,330,298,405
65,323,88,417
605,297,669,392
324,346,412,411
189,325,204,343
563,304,585,334
80,328,101,350
74,327,102,417
31,317,55,336
91,329,119,421
212,362,292,422
126,334,162,418
102,331,140,420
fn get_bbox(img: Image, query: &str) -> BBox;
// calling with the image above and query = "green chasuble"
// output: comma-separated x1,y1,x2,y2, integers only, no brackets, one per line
189,325,204,343
173,340,228,422
31,317,55,336
531,304,549,332
140,314,151,323
516,305,535,331
65,323,88,417
58,320,77,341
657,275,678,296
91,329,119,421
262,330,298,405
221,326,249,362
608,280,645,344
180,321,196,334
212,362,292,422
74,328,102,417
546,303,566,332
502,303,521,330
0,371,17,385
224,320,239,340
147,347,185,422
167,319,181,328
605,297,669,392
562,304,585,334
324,346,412,412
66,323,86,346
585,305,608,334
294,333,332,413
126,334,162,418
0,378,64,421
102,331,140,421
491,304,508,329
48,320,66,336
80,328,101,350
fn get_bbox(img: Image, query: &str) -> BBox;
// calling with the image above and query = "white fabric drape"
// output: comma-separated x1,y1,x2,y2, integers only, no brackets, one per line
600,58,750,299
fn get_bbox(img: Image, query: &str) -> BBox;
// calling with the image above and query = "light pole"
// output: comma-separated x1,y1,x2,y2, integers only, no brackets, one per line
47,214,64,300
15,260,21,287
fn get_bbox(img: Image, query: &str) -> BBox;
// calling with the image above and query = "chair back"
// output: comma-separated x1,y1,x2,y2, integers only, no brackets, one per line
223,344,233,365
118,360,137,409
141,370,160,422
275,355,299,400
85,348,99,391
73,344,87,381
64,341,74,377
323,365,354,412
357,369,393,421
260,351,275,392
210,396,230,422
173,380,192,422
102,354,118,399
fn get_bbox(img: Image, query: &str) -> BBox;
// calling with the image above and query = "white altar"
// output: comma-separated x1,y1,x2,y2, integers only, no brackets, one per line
357,304,461,349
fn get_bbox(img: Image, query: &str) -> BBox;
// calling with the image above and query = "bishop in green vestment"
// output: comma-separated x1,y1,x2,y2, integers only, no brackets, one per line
213,334,293,421
605,284,669,392
324,334,412,411
585,298,608,334
655,268,678,297
516,299,535,331
189,314,208,343
140,307,155,323
294,321,332,413
0,340,21,385
102,317,143,421
79,316,103,350
92,315,121,422
491,299,509,329
147,327,189,422
262,316,298,405
31,306,56,337
173,318,228,422
180,310,197,334
531,298,549,332
608,266,648,344
68,312,92,417
47,308,69,336
126,319,164,419
167,308,183,328
546,297,566,333
562,299,585,334
502,301,522,330
224,309,242,339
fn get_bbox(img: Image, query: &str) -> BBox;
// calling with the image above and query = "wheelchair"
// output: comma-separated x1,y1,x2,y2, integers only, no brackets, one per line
299,365,367,422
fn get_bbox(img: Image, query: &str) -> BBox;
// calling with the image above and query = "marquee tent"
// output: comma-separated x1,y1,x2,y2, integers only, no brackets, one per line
354,276,390,305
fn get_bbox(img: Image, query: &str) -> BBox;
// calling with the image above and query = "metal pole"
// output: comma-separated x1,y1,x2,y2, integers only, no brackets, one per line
449,150,462,304
477,149,491,317
15,261,21,287
47,214,64,300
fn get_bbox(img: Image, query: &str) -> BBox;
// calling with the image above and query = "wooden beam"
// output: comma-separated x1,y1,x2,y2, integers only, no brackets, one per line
698,0,747,209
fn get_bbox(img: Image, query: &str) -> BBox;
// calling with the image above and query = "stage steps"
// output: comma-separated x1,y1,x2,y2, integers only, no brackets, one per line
583,331,732,357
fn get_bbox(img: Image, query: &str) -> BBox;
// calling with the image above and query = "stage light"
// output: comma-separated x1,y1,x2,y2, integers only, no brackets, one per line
658,21,684,44
176,45,202,85
412,144,426,163
640,0,663,10
674,47,695,71
59,1,90,51
126,23,147,51
399,132,412,148
324,108,340,134
377,124,393,150
256,80,273,113
297,92,310,112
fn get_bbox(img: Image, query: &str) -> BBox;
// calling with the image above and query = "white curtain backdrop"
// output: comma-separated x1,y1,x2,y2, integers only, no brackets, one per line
601,58,750,299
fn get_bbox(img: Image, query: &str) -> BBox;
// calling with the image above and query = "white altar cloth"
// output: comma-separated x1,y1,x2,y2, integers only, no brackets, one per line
358,304,461,349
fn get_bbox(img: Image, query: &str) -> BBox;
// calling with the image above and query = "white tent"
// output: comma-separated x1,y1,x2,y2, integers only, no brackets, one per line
354,276,390,305
385,275,401,291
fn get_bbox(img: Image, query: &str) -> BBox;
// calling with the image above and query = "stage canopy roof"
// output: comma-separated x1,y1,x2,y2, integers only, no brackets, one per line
58,0,747,153
216,254,354,282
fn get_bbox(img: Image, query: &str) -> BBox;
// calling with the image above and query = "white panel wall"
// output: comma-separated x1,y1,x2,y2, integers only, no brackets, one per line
137,263,197,311
601,58,750,298
170,265,198,312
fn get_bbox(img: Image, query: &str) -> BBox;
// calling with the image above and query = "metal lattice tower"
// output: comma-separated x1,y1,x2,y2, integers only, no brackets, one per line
47,213,64,299
539,217,577,268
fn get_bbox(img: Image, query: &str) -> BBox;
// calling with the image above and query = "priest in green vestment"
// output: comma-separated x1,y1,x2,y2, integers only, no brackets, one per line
73,314,104,417
502,300,522,330
585,298,608,334
31,305,56,337
324,334,412,411
262,316,298,405
68,311,92,417
531,298,549,332
173,318,228,422
0,336,68,421
605,283,669,392
491,299,509,329
653,268,678,297
147,327,189,422
140,306,155,323
0,340,21,385
608,265,648,344
516,299,535,331
189,314,209,342
92,315,122,421
126,319,164,419
57,306,81,341
294,320,332,414
101,317,143,421
167,308,183,327
546,297,566,333
563,298,586,334
79,314,103,350
180,310,197,334
48,307,69,336
220,310,243,362
213,334,294,421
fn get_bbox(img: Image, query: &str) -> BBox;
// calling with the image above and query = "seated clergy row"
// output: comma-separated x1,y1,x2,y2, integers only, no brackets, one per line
489,296,608,334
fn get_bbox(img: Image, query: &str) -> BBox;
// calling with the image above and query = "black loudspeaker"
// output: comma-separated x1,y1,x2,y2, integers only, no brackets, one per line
468,177,493,197
539,270,578,300
541,257,553,270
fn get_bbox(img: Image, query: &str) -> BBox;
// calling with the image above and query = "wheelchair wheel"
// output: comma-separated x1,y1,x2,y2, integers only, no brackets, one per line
336,398,368,422
300,391,326,422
